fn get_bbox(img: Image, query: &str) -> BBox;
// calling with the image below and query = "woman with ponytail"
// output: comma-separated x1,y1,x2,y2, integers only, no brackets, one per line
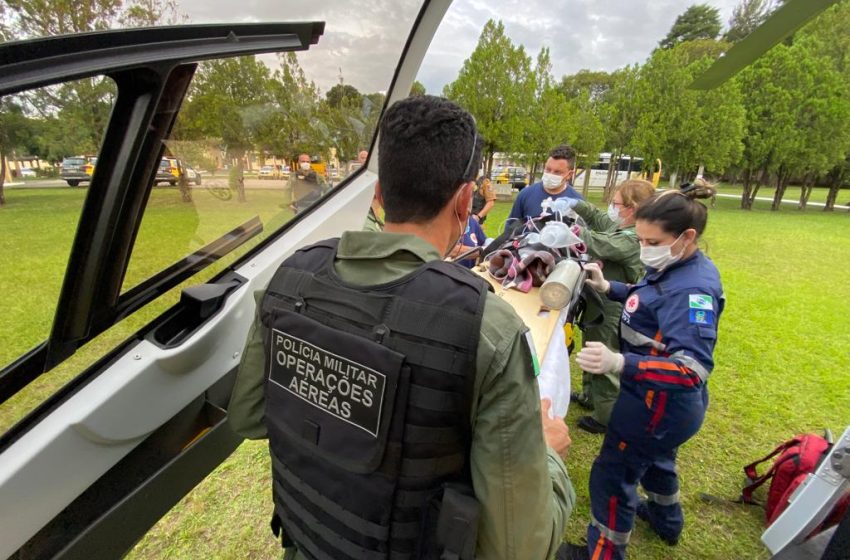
564,181,725,560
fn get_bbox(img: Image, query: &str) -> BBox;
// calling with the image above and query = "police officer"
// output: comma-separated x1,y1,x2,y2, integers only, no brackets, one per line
229,95,575,560
564,184,724,560
562,180,656,434
471,176,496,225
289,153,326,213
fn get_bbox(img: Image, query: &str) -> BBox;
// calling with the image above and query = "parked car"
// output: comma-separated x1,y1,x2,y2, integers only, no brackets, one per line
60,155,96,186
154,158,179,185
492,166,528,189
258,164,284,179
19,168,36,178
184,165,202,186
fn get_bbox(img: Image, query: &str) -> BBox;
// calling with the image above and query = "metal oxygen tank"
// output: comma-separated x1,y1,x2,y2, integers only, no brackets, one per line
539,259,582,310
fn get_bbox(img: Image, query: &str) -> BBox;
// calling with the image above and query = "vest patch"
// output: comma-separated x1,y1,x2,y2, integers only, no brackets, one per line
269,329,387,437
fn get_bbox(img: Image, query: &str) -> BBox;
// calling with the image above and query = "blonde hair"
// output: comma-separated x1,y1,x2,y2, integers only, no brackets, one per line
615,179,655,208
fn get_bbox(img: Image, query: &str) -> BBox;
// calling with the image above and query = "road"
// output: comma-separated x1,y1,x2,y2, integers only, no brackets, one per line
4,177,337,190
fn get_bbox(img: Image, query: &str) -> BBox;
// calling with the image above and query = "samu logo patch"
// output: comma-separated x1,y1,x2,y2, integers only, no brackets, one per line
625,294,640,313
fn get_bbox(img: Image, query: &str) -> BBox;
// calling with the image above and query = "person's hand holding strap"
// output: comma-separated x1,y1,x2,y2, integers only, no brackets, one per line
583,262,609,294
575,341,624,375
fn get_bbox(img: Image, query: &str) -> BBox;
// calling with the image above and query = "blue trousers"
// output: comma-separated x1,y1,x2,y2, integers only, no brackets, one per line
586,384,708,560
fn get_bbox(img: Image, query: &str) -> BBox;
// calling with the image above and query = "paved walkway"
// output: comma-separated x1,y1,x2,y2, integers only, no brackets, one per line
715,193,849,211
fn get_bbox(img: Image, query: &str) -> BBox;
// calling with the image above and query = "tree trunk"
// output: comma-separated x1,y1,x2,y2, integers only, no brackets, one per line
582,162,591,198
604,150,619,202
696,164,705,179
236,160,246,202
741,168,752,210
0,152,6,207
771,168,788,211
823,163,846,212
669,169,678,189
797,173,813,211
748,168,768,208
178,163,192,203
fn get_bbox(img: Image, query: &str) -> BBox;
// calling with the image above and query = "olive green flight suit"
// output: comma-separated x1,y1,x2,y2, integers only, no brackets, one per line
573,201,644,426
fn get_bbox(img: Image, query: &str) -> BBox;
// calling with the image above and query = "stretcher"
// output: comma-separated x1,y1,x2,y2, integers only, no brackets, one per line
473,265,586,418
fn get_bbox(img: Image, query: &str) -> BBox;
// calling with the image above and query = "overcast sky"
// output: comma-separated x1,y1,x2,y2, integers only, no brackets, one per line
176,0,740,95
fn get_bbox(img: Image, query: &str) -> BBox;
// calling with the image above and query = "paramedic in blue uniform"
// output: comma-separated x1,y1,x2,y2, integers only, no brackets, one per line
565,184,724,560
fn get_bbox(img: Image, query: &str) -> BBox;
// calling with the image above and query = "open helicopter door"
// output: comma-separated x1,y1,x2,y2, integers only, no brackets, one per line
763,425,850,558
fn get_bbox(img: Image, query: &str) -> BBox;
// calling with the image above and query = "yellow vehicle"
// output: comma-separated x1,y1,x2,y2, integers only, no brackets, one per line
59,155,97,187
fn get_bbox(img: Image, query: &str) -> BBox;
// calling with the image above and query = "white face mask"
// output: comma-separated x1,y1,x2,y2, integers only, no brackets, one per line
299,162,312,171
607,203,624,225
640,233,685,270
541,172,564,191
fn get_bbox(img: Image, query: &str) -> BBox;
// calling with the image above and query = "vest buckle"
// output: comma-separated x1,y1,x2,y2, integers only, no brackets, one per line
373,324,389,344
294,298,306,313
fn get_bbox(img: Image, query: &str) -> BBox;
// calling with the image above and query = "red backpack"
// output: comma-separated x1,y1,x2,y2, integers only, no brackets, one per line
742,433,850,527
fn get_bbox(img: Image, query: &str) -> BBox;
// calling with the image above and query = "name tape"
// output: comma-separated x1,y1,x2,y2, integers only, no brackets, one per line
269,329,387,437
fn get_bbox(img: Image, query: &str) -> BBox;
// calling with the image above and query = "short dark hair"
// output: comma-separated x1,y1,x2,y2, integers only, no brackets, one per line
548,144,576,170
635,180,717,237
378,95,481,223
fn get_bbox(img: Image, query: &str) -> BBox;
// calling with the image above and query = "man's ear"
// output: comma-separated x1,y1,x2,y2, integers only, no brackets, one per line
456,181,474,215
684,228,698,244
375,182,384,206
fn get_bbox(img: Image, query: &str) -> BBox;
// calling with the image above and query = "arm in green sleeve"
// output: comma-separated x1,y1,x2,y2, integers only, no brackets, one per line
573,200,616,232
471,301,575,560
579,228,640,264
227,291,269,440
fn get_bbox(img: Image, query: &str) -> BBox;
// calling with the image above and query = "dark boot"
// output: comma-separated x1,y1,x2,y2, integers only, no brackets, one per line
570,391,593,411
577,415,607,434
555,542,590,560
636,500,680,546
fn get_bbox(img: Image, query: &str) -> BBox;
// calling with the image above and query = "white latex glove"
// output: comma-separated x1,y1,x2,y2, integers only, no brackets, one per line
575,341,624,375
583,262,610,294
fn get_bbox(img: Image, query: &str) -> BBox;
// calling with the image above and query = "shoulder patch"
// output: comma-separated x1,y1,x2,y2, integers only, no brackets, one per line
689,294,713,310
524,331,541,378
689,309,715,326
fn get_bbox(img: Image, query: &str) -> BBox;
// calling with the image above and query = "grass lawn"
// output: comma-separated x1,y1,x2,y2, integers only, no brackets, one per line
2,186,849,559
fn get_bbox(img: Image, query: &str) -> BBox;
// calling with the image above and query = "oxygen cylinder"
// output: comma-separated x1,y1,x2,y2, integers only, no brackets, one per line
540,259,582,310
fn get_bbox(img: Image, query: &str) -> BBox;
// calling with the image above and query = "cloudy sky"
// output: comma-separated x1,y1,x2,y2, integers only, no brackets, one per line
176,0,740,95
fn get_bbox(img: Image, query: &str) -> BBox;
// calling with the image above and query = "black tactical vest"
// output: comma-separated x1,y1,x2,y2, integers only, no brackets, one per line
260,239,489,560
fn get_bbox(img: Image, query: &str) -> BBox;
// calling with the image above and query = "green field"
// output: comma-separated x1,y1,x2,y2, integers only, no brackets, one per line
1,186,849,559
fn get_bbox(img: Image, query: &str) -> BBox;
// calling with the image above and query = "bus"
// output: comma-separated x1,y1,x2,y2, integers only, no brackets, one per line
575,153,648,188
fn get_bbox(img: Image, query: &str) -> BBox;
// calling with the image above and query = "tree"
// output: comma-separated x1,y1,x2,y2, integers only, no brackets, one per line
2,0,179,37
723,0,771,43
325,83,362,109
793,1,850,211
520,48,570,180
659,4,722,49
2,0,181,178
736,40,850,211
632,40,745,190
597,65,642,196
559,70,615,106
444,19,532,175
0,99,37,206
409,81,426,96
177,56,275,202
